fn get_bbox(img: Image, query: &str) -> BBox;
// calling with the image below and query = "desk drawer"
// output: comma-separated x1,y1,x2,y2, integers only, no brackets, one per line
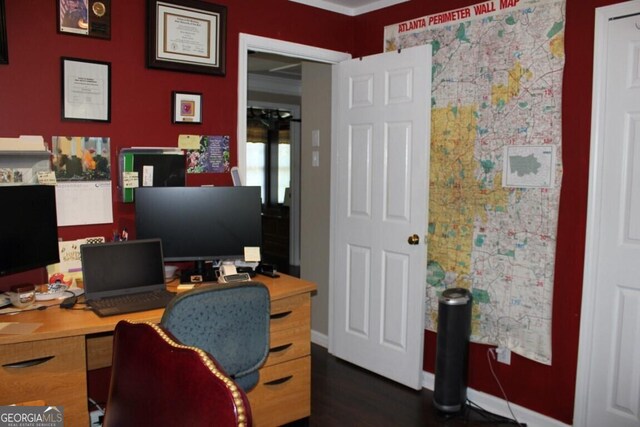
249,356,310,427
270,293,310,333
0,336,88,426
265,324,310,367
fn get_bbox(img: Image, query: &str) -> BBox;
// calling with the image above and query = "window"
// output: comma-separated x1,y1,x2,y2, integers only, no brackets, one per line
246,108,291,206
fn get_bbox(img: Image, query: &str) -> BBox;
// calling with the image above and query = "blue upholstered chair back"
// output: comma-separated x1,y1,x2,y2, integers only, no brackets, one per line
160,281,270,391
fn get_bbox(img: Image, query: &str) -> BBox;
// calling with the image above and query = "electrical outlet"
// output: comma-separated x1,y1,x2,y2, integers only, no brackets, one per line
496,347,511,365
90,410,103,426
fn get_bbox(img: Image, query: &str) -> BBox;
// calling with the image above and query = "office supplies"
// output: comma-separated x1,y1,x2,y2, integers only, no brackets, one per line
60,295,77,309
256,263,279,278
81,239,175,317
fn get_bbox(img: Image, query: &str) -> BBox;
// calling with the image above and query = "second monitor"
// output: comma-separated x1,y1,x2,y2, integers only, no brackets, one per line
135,186,262,283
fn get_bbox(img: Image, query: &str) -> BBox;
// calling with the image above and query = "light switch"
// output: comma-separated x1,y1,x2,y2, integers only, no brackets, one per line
312,151,320,167
312,129,320,147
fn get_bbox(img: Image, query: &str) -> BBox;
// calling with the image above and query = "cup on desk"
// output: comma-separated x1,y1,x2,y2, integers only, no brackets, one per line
7,284,36,308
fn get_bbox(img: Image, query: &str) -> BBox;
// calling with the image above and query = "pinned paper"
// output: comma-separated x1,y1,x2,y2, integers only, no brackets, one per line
244,247,261,262
122,171,139,188
142,166,154,187
178,135,200,150
37,171,57,185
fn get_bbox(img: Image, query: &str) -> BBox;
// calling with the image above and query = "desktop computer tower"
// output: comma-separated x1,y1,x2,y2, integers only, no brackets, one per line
433,287,472,413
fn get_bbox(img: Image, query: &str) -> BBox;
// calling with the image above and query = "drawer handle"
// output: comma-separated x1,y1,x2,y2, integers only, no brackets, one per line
270,310,292,320
3,355,55,369
269,343,293,353
264,375,293,386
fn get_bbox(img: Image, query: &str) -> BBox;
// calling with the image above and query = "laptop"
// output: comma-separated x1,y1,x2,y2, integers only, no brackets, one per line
81,239,176,317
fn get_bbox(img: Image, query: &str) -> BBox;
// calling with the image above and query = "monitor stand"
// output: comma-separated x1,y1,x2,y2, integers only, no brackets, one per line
179,260,218,284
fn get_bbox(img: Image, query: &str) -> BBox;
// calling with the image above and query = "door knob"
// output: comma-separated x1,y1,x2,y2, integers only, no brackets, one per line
408,234,420,245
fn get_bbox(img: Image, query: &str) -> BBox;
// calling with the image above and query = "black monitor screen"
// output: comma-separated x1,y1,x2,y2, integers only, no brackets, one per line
0,185,60,277
135,186,262,266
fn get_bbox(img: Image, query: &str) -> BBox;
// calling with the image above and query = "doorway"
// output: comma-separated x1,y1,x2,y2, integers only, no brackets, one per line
237,33,351,278
246,103,300,274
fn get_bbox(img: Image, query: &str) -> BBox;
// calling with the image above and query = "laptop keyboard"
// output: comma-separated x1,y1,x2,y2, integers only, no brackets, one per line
90,290,176,316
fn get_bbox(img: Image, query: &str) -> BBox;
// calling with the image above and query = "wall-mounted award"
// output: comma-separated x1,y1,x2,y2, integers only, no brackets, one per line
57,0,111,40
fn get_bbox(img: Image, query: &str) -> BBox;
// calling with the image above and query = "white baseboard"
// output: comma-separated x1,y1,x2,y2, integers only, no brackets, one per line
311,329,329,348
312,329,568,427
422,371,570,427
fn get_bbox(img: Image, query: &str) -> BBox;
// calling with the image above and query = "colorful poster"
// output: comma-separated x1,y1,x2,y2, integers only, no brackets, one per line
186,135,231,173
52,136,111,181
385,0,566,364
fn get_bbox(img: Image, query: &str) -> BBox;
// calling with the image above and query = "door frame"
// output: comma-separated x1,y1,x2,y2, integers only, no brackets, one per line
237,34,351,271
573,1,639,424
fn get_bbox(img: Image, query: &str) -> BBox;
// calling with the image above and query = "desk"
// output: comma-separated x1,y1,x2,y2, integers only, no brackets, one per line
0,274,316,427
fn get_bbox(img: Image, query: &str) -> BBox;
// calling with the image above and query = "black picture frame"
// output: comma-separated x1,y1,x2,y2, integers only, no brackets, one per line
147,0,226,76
61,57,111,122
172,91,203,124
57,0,111,40
0,0,8,64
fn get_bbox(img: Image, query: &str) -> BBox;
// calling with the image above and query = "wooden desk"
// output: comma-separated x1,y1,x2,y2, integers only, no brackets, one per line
0,274,316,427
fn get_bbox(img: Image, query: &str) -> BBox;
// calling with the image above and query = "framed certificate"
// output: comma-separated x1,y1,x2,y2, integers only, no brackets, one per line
147,0,227,76
61,57,111,122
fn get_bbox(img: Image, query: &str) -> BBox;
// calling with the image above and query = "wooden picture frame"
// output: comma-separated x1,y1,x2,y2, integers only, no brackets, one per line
147,0,226,76
172,91,202,124
61,57,111,122
0,0,8,64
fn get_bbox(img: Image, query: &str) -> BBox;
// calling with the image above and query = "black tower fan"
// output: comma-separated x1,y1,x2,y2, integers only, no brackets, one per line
433,287,472,413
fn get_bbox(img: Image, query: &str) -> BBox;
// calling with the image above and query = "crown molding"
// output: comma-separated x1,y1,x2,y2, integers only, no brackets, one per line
289,0,408,16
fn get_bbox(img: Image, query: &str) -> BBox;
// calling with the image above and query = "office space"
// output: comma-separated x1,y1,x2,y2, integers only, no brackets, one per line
0,0,630,425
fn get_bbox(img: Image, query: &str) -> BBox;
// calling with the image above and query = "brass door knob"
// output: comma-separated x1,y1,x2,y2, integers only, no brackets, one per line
408,234,420,245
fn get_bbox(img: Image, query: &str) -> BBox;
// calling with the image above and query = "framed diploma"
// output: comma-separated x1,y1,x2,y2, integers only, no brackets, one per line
0,0,7,64
61,57,111,122
172,91,203,124
147,0,227,76
57,0,111,39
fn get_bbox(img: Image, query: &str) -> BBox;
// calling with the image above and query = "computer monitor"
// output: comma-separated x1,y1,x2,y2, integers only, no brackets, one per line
134,186,262,282
0,185,60,277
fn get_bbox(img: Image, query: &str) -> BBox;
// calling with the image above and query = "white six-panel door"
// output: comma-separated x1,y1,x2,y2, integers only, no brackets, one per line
330,45,431,389
576,3,640,426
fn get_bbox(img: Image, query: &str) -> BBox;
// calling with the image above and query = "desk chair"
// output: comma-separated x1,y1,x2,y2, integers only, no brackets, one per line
161,281,270,392
104,320,251,427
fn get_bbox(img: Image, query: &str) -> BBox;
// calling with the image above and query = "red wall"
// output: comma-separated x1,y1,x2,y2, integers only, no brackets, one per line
352,0,620,424
0,0,619,423
0,0,353,243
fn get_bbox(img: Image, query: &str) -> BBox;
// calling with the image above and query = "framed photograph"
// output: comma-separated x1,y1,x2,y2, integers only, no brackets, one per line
0,0,8,64
147,0,226,76
57,0,111,39
61,57,111,122
172,91,202,124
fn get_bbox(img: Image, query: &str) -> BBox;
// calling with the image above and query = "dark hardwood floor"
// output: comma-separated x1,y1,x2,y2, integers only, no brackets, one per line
284,344,523,427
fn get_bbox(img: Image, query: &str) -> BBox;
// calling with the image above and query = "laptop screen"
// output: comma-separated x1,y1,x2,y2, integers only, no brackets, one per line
81,239,166,300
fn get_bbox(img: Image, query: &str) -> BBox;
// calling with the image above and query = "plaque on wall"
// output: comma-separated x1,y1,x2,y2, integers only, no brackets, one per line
57,0,111,40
